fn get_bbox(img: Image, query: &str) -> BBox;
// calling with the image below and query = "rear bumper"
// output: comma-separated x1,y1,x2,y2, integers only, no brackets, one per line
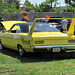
33,44,75,49
33,45,75,52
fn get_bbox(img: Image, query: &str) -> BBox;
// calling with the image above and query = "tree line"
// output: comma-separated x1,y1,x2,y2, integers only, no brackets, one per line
0,0,75,13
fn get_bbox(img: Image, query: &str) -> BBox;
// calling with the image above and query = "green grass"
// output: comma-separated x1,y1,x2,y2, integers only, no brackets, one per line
0,49,75,75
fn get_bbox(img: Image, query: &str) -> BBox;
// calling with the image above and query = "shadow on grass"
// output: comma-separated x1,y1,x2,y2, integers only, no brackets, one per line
0,48,75,63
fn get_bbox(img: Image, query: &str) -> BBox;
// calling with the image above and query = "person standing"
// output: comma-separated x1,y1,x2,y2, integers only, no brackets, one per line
61,19,68,32
22,11,29,22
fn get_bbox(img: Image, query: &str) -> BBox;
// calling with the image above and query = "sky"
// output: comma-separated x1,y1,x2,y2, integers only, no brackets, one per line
20,0,66,6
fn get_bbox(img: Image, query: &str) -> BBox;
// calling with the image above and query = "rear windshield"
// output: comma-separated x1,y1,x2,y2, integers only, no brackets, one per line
29,25,59,32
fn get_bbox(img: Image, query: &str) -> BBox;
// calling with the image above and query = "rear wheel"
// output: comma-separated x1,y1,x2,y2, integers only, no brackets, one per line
60,48,66,53
18,45,25,56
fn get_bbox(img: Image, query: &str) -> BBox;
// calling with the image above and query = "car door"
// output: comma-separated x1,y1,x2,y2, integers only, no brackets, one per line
5,25,21,49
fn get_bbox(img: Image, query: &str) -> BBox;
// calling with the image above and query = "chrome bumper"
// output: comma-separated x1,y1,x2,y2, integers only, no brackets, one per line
33,45,75,49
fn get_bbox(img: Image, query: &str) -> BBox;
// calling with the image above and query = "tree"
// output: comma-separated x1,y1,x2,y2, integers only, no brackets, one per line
2,0,21,9
16,0,20,9
65,0,75,6
65,0,75,12
1,0,21,13
34,2,52,12
3,3,21,12
34,0,61,12
39,2,51,12
45,0,58,8
54,7,62,12
63,5,75,12
34,3,41,12
24,0,34,12
0,0,3,13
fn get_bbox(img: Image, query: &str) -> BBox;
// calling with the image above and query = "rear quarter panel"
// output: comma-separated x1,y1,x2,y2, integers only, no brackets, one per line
0,32,33,52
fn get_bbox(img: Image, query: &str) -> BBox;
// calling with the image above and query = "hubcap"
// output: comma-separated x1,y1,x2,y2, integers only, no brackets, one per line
19,46,23,56
0,43,2,50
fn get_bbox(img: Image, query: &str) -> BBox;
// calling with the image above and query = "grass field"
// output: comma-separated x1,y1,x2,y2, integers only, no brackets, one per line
0,49,75,75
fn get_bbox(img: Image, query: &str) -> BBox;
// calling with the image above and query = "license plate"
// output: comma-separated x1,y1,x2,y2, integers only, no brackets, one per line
52,48,61,52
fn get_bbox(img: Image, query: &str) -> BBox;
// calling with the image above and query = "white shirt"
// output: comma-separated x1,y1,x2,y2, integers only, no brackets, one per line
61,19,68,29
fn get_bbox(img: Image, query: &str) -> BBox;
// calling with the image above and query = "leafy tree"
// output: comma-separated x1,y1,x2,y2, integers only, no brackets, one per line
34,0,61,12
54,7,62,12
0,0,3,13
0,0,21,18
65,0,75,6
45,0,58,8
3,0,21,9
39,2,51,12
65,0,75,12
3,3,21,12
63,5,75,12
1,0,21,13
34,3,41,12
34,2,51,12
16,0,20,9
24,0,34,12
24,0,33,6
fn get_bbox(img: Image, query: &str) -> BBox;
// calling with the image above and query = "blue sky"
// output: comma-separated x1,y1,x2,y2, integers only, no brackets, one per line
20,0,66,6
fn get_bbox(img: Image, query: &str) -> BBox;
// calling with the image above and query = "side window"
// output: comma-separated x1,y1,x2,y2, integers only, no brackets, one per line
11,25,21,33
16,27,21,33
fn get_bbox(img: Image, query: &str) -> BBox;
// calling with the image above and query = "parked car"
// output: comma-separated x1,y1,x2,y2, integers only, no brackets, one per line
0,18,75,56
39,16,63,32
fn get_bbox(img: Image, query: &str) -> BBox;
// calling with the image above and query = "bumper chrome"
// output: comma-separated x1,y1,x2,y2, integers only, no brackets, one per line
33,45,75,49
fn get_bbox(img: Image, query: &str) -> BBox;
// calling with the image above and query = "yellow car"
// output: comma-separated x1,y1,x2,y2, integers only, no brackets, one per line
0,18,75,56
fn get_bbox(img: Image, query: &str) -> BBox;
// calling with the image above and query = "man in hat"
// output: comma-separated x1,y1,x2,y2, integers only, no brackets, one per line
22,11,29,22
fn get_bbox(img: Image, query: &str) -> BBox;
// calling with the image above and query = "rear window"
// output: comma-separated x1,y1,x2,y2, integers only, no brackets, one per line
29,25,59,32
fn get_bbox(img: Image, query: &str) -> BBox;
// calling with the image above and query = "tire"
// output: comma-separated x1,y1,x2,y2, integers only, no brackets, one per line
60,48,66,53
18,45,25,57
0,42,4,50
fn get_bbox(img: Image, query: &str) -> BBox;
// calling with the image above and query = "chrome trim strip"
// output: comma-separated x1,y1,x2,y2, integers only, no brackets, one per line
33,45,75,49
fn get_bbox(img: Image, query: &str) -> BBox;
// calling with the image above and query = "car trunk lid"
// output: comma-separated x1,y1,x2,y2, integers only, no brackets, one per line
32,32,69,46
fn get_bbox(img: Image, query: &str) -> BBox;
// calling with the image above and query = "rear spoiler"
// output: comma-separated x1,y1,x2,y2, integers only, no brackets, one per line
27,18,75,37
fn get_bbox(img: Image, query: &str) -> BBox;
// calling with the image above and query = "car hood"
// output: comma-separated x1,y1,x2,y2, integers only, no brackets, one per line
1,21,26,31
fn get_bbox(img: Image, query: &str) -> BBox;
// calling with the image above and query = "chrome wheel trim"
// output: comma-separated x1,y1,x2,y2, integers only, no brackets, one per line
19,46,24,56
0,43,2,50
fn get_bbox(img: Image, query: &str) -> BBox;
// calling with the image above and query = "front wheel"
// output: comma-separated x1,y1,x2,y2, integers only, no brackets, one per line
0,42,4,50
18,45,25,56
